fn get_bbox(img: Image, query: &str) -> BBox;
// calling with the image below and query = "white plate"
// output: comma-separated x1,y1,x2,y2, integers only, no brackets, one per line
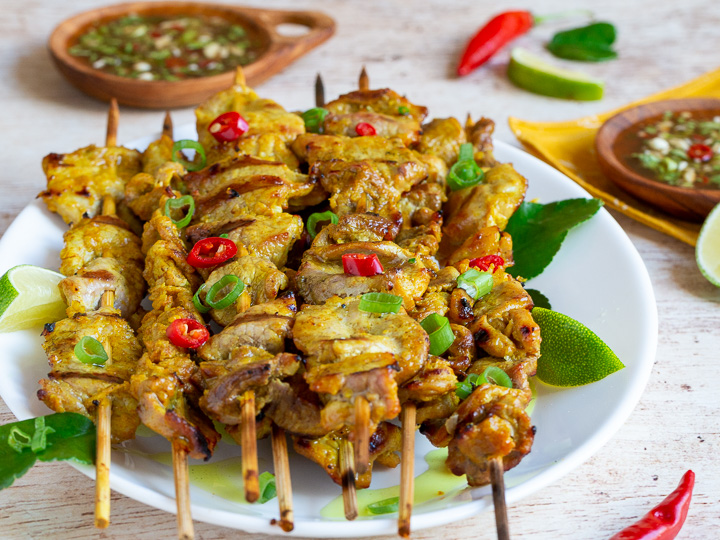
0,131,657,537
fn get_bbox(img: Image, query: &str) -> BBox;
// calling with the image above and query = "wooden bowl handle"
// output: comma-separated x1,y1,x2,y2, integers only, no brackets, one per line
240,8,335,51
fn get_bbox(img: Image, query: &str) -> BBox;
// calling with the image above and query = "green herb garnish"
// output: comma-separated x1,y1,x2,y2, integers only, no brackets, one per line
257,471,277,504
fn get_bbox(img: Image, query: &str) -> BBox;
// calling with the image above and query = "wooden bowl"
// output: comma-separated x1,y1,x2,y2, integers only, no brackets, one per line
596,98,720,222
48,2,335,108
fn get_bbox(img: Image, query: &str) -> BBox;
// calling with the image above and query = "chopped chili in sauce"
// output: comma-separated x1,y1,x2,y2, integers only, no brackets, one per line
68,14,262,81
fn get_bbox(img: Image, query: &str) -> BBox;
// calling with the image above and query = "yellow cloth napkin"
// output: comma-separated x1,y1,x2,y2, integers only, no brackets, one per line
508,67,720,246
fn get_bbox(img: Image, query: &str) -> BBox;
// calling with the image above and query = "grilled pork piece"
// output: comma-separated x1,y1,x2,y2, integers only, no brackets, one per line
321,88,428,146
442,163,527,253
291,134,429,218
187,212,303,268
40,145,142,226
125,162,185,221
445,384,534,486
195,81,304,168
38,308,143,443
292,422,402,488
293,295,429,438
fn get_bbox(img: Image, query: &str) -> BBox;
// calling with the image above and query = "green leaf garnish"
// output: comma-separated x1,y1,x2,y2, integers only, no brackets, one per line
0,413,95,490
547,22,618,62
526,288,552,310
257,471,277,504
505,198,603,281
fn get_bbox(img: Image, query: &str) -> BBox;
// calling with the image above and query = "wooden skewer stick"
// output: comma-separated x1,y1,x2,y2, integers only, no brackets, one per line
353,397,371,475
315,73,325,107
173,440,194,540
398,401,417,538
240,390,260,503
106,98,119,147
235,66,246,86
358,66,369,91
163,111,174,139
489,458,510,540
271,424,294,532
339,438,358,520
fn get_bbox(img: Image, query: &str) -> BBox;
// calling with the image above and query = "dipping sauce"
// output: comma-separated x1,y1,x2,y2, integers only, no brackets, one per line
615,110,720,189
68,14,262,81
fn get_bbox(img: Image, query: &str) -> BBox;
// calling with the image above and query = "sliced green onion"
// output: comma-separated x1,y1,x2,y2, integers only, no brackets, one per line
306,210,338,239
302,107,329,133
477,366,513,388
448,142,484,191
164,195,195,228
455,373,481,400
358,292,403,314
30,416,55,453
457,268,493,301
367,496,400,515
420,313,454,356
206,275,245,309
7,426,32,453
172,140,206,172
398,105,410,116
219,233,229,238
192,283,210,313
257,471,277,504
408,258,416,264
74,336,108,366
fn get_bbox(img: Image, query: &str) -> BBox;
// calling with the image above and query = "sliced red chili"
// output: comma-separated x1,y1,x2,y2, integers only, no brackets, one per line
187,237,237,268
469,255,505,273
342,253,384,276
165,57,187,69
166,318,209,349
687,143,713,162
355,122,377,136
208,111,249,143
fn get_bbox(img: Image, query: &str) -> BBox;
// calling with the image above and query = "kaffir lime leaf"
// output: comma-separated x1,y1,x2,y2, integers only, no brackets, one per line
696,202,720,287
507,47,604,101
0,265,66,332
532,307,624,387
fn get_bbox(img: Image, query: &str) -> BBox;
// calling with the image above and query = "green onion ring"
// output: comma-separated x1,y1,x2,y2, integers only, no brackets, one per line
206,275,245,310
192,283,210,313
358,292,403,314
172,140,206,172
420,313,454,356
367,496,400,515
306,210,339,239
30,416,55,453
456,268,493,301
7,426,32,453
302,107,329,133
477,366,513,388
398,105,410,116
74,336,108,366
447,142,484,191
164,195,195,228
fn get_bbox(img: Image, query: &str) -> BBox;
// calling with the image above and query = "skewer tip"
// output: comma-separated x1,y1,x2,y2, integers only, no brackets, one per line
234,66,246,86
163,111,174,139
489,457,510,540
105,98,119,147
359,66,369,91
315,73,325,108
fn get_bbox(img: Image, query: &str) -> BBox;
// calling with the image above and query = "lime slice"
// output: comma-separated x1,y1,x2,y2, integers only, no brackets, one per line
0,265,66,332
532,307,624,387
507,47,604,101
696,202,720,287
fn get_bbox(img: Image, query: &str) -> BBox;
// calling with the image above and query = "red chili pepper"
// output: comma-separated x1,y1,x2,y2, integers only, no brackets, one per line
208,111,249,143
355,122,377,136
165,57,187,69
687,143,713,162
469,255,505,272
166,318,209,349
342,253,384,276
457,11,534,76
609,470,695,540
187,237,237,268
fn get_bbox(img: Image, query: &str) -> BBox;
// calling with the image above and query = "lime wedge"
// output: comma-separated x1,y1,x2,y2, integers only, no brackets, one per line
0,265,66,332
507,47,604,101
696,202,720,287
532,307,624,387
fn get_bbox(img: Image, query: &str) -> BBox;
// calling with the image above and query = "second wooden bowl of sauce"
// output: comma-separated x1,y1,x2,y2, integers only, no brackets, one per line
48,2,335,108
596,98,720,221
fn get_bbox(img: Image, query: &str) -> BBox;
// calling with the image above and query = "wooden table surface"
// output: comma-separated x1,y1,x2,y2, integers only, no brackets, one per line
1,1,718,538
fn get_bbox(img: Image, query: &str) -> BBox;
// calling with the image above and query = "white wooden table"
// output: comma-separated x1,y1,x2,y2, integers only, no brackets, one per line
1,1,718,538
